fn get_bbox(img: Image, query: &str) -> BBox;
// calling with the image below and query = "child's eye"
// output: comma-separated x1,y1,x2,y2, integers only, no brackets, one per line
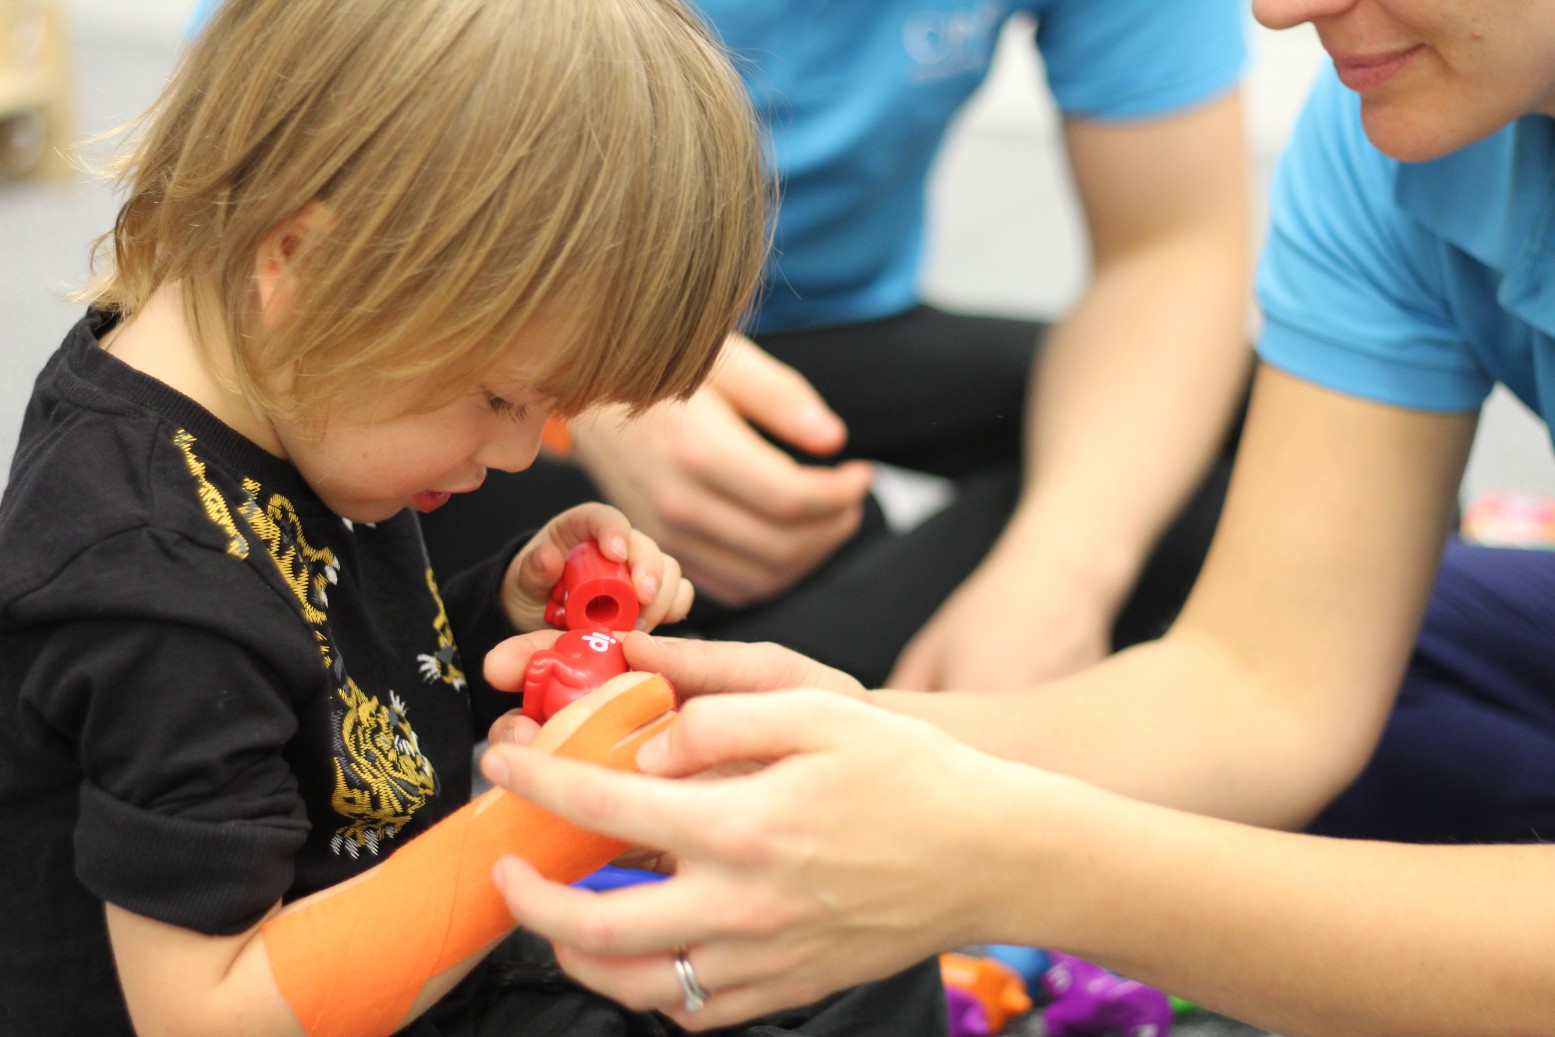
486,394,530,422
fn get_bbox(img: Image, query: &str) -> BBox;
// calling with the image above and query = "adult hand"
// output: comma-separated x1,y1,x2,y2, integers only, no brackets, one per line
887,547,1114,690
570,334,874,607
479,691,1064,1029
482,631,866,745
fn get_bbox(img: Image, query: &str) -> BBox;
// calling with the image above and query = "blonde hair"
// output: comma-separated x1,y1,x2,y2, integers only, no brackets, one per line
86,0,770,421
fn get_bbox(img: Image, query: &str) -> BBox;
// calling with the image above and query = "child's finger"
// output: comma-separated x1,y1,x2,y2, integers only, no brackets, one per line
632,538,691,630
624,528,665,608
557,502,631,562
668,578,694,626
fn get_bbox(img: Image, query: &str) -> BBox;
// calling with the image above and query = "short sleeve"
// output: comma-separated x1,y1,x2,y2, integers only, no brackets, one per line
23,595,313,934
47,616,310,932
1036,0,1248,121
1255,68,1493,412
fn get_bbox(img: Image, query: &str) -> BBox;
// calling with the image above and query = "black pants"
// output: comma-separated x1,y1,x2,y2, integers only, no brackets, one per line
420,305,1242,687
413,929,948,1036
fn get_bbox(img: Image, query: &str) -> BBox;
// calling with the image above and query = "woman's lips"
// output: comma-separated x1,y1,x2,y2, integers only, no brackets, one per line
1331,45,1422,93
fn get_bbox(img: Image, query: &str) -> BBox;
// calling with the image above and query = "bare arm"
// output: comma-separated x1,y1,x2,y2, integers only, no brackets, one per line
1026,785,1555,1037
105,878,490,1037
882,363,1475,827
892,90,1254,689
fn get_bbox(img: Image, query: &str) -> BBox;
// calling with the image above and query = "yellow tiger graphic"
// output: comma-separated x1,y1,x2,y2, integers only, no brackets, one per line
175,429,447,858
329,683,438,858
416,568,467,691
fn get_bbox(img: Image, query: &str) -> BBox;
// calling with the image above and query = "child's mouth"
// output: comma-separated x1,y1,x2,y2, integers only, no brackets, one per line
413,491,452,513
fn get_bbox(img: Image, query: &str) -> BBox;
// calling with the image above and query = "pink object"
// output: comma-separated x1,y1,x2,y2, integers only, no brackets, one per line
1460,490,1555,549
521,629,630,723
544,542,639,631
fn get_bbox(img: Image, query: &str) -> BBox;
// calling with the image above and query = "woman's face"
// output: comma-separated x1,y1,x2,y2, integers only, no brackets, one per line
1255,0,1555,161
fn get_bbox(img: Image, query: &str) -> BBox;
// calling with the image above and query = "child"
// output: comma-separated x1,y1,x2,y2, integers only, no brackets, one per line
0,1,944,1034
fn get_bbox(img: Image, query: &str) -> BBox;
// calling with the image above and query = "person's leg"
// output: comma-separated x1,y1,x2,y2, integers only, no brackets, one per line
1311,539,1555,844
685,307,1034,684
756,305,1033,475
704,956,948,1037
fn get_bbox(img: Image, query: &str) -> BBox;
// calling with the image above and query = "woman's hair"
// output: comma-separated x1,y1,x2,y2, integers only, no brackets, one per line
86,0,770,422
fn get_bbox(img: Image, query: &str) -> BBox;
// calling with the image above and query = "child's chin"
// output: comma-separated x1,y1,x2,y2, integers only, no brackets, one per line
330,499,407,524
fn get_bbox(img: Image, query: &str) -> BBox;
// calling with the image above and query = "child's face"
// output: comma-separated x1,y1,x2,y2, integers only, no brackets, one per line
273,339,557,525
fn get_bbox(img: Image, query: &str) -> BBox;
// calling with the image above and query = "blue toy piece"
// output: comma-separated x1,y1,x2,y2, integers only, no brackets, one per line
984,945,1053,986
573,864,667,892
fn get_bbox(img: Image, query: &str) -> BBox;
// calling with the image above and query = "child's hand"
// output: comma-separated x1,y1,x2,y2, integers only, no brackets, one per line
501,503,693,634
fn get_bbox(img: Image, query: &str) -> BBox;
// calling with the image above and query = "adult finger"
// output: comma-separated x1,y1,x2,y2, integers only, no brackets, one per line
692,445,872,530
480,743,731,863
483,629,563,692
491,858,721,963
620,632,866,702
665,508,863,607
635,690,870,778
714,335,849,458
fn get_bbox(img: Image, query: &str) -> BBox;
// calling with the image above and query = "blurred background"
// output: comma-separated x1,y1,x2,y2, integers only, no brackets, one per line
3,5,1550,1035
4,1,1554,497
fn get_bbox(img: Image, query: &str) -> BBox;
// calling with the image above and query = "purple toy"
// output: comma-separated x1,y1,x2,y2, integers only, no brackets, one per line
944,983,991,1037
1041,952,1174,1037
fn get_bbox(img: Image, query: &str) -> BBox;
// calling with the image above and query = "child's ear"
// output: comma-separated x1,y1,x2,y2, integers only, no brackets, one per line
253,200,332,328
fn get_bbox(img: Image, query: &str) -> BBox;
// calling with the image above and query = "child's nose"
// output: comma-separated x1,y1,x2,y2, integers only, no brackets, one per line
475,420,544,473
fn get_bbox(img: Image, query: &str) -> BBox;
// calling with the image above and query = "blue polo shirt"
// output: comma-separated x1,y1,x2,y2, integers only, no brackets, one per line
1258,66,1555,440
695,0,1248,332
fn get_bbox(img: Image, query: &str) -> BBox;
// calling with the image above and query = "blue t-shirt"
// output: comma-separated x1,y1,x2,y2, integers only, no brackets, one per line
1257,67,1555,446
696,0,1248,332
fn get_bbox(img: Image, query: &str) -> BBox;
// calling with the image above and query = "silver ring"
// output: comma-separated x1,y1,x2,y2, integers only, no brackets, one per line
673,946,709,1013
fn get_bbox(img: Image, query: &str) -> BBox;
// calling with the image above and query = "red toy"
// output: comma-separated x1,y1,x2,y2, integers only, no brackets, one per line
545,541,639,632
521,542,641,723
521,629,630,723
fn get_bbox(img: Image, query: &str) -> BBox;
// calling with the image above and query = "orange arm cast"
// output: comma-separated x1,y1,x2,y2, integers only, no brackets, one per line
261,673,676,1036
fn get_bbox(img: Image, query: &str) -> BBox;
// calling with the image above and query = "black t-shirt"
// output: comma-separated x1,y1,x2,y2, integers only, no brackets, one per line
0,312,521,1035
